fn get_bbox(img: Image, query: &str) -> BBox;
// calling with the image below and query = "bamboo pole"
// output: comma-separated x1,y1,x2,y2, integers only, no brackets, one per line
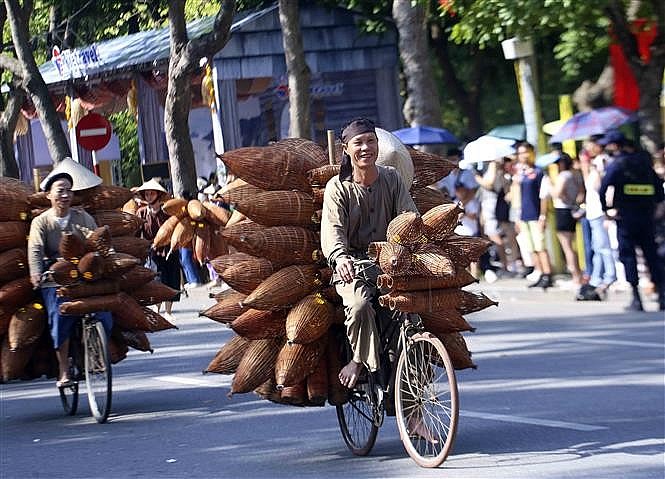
326,130,335,165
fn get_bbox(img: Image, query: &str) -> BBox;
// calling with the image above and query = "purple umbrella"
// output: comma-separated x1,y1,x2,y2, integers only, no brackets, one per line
548,106,637,144
391,125,459,145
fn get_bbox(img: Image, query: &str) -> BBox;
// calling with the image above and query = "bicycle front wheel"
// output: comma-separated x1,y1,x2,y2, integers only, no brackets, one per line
83,319,112,423
336,376,380,456
395,333,458,468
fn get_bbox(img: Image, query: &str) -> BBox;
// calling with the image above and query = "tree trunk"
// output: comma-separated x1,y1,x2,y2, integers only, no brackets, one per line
0,88,23,178
278,0,311,139
5,0,70,164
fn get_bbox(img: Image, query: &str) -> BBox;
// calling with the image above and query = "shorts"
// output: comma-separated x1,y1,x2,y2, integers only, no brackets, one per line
517,220,546,253
555,208,576,232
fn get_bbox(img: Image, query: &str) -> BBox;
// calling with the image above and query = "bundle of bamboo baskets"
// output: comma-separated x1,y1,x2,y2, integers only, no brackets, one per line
198,137,494,407
0,181,175,383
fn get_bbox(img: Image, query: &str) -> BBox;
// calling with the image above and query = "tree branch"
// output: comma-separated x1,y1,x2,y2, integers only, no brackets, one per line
184,0,235,73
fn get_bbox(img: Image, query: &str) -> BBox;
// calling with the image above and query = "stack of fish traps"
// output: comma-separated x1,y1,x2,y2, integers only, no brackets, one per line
197,137,492,407
0,179,176,383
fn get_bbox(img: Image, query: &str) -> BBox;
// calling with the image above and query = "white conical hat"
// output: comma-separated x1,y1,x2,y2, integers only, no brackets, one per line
135,178,169,197
376,128,414,189
40,157,103,192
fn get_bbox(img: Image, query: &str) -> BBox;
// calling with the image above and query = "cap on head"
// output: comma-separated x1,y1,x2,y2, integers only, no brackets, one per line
42,172,73,192
598,130,626,146
341,118,376,143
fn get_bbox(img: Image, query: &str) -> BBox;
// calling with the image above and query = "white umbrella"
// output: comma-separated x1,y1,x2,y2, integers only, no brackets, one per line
459,135,515,170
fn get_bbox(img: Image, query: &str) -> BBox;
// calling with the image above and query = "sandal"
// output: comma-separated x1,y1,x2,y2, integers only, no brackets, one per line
56,378,72,388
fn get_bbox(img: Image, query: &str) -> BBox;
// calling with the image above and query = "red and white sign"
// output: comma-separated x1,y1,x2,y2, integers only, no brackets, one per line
76,112,112,151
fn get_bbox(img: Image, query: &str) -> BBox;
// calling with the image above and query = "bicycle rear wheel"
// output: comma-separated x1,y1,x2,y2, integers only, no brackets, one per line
336,374,380,456
395,333,458,468
83,319,112,423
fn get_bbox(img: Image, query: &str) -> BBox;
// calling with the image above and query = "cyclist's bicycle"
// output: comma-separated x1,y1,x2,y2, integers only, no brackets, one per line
335,260,459,468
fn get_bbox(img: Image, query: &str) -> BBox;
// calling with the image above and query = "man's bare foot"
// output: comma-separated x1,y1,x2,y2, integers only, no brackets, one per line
339,360,363,389
407,415,439,444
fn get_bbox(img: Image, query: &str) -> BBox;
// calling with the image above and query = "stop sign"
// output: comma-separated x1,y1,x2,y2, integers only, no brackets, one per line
76,112,112,151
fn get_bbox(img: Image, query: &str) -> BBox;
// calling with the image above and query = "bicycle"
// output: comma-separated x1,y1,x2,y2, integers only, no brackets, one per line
335,260,459,468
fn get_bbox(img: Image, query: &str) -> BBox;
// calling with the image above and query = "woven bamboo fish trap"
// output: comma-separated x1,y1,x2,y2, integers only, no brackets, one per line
0,177,31,200
439,234,493,266
199,291,248,324
408,147,458,188
208,227,229,259
217,179,266,205
435,332,476,370
230,309,287,340
83,225,113,256
102,252,141,278
204,335,250,374
422,203,464,241
8,303,47,351
0,248,28,283
1,337,35,381
386,211,425,245
274,335,327,389
59,231,87,262
152,215,180,249
0,277,35,309
140,306,177,332
241,264,324,310
254,378,282,403
311,187,325,206
225,209,248,227
307,164,341,187
24,334,58,380
105,294,151,330
210,252,269,275
50,259,80,286
420,309,475,334
272,138,329,170
280,381,306,405
218,257,274,295
0,308,12,336
231,337,284,395
111,236,150,262
202,201,231,226
108,336,129,364
285,293,334,345
378,242,413,276
117,265,157,290
192,222,210,264
240,226,321,266
119,329,153,353
378,288,497,314
0,221,28,253
93,210,143,237
162,198,189,218
170,217,196,252
122,198,139,215
306,354,329,406
326,331,349,406
26,192,52,208
367,241,388,262
220,220,265,256
411,186,450,215
81,185,134,211
186,199,209,221
209,287,244,302
57,279,120,299
0,200,30,222
376,269,477,292
410,243,455,278
233,191,317,227
130,280,179,306
60,293,122,315
78,252,106,282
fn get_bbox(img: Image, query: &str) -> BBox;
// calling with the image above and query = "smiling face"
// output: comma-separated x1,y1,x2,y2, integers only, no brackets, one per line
344,131,379,171
46,178,73,214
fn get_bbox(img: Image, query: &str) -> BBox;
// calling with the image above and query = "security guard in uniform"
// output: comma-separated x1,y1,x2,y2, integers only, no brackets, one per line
599,131,665,311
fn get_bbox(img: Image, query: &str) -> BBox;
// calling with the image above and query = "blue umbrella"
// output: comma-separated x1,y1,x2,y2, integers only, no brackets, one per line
535,151,560,168
487,123,526,141
549,106,637,144
391,125,459,145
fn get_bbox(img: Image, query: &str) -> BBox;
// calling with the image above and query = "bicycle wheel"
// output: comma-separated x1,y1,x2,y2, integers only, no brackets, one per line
336,374,381,456
83,319,112,423
394,333,458,468
58,379,79,416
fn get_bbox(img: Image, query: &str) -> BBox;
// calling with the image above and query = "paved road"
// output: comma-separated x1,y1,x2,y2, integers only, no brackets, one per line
1,278,663,478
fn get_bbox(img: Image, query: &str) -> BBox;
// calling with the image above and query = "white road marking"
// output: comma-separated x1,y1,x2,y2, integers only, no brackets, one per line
567,338,664,349
152,375,224,387
461,410,607,431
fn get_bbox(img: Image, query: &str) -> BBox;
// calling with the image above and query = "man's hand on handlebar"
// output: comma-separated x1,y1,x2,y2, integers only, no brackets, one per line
336,257,356,284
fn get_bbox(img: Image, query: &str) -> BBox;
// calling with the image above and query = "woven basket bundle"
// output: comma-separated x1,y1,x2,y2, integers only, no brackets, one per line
102,252,141,278
0,177,31,200
233,191,317,227
367,241,388,262
202,201,231,226
306,354,328,406
241,264,323,310
217,179,266,205
411,186,450,215
0,221,28,253
0,248,28,283
0,200,30,222
218,257,274,295
311,187,325,206
285,293,334,345
130,280,179,306
0,277,35,309
122,198,139,215
386,211,425,245
57,279,120,299
307,164,341,187
186,200,209,222
326,332,349,406
78,252,106,282
240,226,321,266
83,225,113,257
192,222,210,264
231,337,284,395
274,335,327,389
254,378,282,403
0,309,11,336
23,335,58,380
119,329,153,353
1,337,35,381
220,147,313,193
280,382,306,405
208,227,229,259
378,242,413,276
60,293,122,315
117,266,157,290
139,306,177,332
420,310,475,334
408,148,458,188
272,138,329,171
220,220,265,256
105,293,155,330
422,203,464,241
204,335,250,374
50,259,80,286
108,336,129,364
199,291,248,324
152,215,180,249
210,252,269,275
410,243,455,278
435,332,476,370
376,269,477,292
225,210,247,227
111,236,150,262
170,217,196,252
93,210,143,237
230,309,286,340
379,288,497,314
26,192,52,208
59,231,87,262
81,185,134,211
8,303,46,351
162,198,189,218
439,234,492,266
